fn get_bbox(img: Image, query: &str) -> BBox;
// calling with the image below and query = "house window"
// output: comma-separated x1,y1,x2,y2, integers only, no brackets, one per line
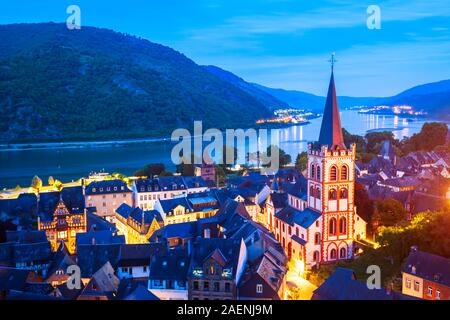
427,286,433,297
313,251,320,262
256,284,263,294
405,278,411,289
309,186,315,198
314,233,320,245
225,282,231,292
339,217,347,234
414,281,420,291
143,266,147,272
288,226,292,235
193,281,199,290
329,218,336,235
214,282,220,292
316,188,321,199
436,290,441,300
204,281,210,291
339,188,348,199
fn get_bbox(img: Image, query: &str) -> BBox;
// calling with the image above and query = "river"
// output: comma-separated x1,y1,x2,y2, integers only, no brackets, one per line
0,110,447,189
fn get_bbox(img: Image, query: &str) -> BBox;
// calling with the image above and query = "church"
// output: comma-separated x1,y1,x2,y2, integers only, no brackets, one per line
272,58,367,271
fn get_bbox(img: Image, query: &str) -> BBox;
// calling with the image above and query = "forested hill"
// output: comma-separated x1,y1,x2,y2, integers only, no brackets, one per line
0,23,274,142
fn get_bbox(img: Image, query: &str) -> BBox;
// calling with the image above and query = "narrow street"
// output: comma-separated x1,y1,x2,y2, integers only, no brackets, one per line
285,268,318,300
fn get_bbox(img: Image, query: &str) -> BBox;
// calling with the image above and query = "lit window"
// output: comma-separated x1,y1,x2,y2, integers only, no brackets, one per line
427,286,433,297
436,290,441,300
256,284,263,293
405,278,411,289
414,281,420,291
330,166,337,181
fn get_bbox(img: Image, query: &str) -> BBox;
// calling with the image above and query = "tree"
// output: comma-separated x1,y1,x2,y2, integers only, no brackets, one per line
176,163,195,176
401,122,448,153
134,163,165,178
354,182,375,235
31,175,43,191
295,152,308,171
264,145,291,168
365,131,396,154
375,199,407,227
48,176,55,186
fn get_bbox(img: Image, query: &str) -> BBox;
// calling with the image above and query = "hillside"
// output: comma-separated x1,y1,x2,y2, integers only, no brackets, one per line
256,79,450,118
0,23,274,142
202,65,288,110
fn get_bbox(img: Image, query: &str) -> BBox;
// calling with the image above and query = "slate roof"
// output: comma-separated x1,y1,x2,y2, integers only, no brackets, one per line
317,71,346,150
0,266,33,291
79,261,120,299
76,244,121,278
149,250,190,281
150,221,199,242
135,176,190,193
159,197,193,215
85,179,131,195
189,238,242,278
55,281,85,300
76,230,125,246
117,243,165,267
116,279,159,300
269,193,288,209
5,230,47,243
402,248,450,287
312,267,410,300
0,240,52,265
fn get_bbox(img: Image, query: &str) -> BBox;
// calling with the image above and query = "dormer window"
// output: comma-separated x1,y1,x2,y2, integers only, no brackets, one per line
92,188,96,192
256,284,263,293
411,265,416,274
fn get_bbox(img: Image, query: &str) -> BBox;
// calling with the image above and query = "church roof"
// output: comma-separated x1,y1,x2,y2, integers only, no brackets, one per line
318,70,346,150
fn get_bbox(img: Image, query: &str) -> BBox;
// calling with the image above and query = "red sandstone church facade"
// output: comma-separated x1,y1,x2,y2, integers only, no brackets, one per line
272,61,367,270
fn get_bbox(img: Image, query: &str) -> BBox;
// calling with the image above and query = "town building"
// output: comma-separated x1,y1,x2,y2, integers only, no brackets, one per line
402,246,449,300
132,176,208,210
187,238,247,300
115,203,163,244
312,267,413,300
85,179,132,222
38,197,87,254
272,66,366,270
154,191,219,225
148,249,190,300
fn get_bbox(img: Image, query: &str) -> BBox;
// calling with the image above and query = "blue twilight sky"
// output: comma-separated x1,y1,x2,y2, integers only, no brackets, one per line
0,0,449,96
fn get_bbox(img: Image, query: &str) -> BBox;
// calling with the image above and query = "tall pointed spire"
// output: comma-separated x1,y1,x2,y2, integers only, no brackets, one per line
318,53,346,150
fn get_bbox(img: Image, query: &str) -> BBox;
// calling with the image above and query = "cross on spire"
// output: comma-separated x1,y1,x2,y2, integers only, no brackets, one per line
329,52,337,72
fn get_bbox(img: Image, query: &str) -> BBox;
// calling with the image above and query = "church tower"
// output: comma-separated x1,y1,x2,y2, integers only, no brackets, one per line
307,54,358,263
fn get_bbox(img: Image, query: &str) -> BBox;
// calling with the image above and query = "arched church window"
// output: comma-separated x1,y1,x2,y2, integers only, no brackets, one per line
339,217,347,234
310,186,315,198
329,189,337,200
339,247,347,259
330,248,337,260
316,187,321,199
341,165,348,180
313,251,320,262
330,166,338,181
339,188,348,199
316,166,321,181
311,164,315,179
329,218,336,235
